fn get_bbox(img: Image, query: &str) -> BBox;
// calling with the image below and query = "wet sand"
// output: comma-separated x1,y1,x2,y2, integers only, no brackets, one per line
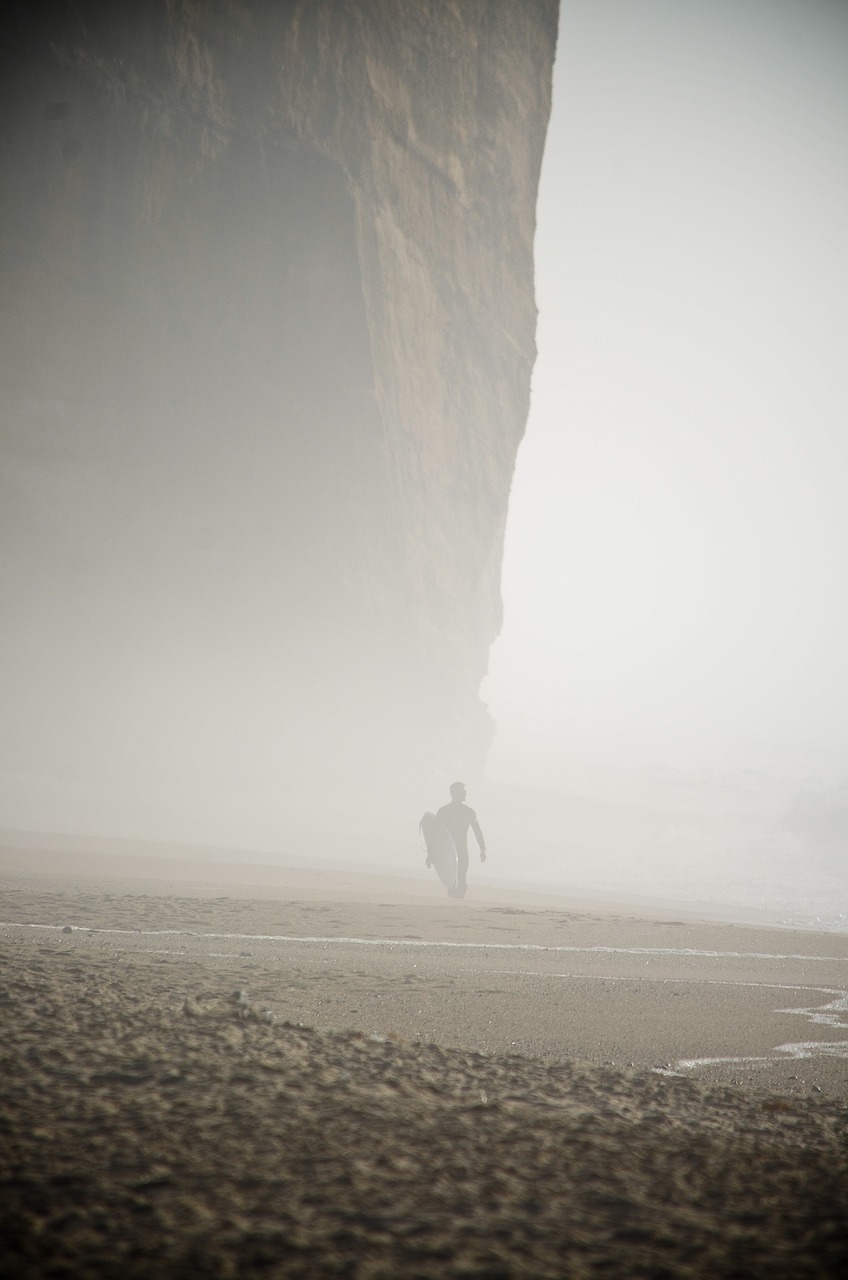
2,844,847,1276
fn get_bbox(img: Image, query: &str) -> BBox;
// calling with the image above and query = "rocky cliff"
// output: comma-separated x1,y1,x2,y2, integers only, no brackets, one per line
0,2,557,810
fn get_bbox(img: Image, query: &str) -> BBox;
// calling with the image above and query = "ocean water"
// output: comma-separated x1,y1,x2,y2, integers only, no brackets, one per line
479,774,848,934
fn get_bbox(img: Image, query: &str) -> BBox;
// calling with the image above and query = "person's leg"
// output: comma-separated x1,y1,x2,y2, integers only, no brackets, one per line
455,847,469,895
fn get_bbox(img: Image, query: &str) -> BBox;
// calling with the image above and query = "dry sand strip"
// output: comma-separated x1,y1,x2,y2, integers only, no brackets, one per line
1,858,848,1277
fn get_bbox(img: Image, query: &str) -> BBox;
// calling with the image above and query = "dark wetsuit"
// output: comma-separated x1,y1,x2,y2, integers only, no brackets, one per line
435,800,485,896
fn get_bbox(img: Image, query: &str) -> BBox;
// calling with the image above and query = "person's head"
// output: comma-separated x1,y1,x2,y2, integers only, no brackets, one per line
449,781,466,802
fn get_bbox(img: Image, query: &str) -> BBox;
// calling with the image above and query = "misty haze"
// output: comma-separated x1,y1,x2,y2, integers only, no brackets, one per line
2,4,848,1277
2,1,846,929
483,0,848,929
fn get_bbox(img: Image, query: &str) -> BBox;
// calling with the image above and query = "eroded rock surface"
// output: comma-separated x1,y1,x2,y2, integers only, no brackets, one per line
0,1,557,798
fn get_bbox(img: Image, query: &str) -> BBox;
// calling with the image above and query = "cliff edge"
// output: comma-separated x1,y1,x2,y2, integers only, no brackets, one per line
0,1,557,809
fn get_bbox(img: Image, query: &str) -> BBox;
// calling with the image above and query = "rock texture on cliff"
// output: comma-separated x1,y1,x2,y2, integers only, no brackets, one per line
0,1,557,807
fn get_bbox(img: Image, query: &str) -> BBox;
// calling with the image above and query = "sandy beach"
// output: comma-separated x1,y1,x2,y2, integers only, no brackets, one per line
2,842,847,1277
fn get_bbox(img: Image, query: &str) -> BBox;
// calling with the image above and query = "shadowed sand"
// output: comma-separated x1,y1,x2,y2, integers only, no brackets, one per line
2,843,847,1277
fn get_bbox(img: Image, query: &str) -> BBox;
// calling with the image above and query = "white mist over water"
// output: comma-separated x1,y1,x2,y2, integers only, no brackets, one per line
484,0,848,924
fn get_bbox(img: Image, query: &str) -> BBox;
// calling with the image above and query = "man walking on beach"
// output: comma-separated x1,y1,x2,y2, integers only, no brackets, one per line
436,782,486,899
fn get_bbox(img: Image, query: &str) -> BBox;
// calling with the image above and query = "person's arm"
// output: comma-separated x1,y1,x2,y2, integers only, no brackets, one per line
470,812,486,862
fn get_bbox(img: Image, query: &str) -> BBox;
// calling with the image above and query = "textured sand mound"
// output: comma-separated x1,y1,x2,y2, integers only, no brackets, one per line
2,936,847,1279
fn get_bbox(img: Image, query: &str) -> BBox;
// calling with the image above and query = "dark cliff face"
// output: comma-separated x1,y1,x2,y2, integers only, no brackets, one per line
0,2,557,808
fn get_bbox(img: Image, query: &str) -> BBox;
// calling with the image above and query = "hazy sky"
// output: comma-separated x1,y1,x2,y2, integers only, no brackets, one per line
486,0,848,784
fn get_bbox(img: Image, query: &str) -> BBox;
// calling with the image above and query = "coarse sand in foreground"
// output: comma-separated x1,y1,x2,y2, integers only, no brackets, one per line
1,844,847,1277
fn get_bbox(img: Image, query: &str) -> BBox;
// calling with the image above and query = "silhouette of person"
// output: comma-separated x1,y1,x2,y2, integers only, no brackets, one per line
436,781,486,899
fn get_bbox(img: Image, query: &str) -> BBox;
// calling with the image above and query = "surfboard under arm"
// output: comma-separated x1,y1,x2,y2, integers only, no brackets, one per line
419,812,457,893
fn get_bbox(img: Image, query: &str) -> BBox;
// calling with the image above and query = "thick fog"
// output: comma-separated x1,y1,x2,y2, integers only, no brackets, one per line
485,0,848,922
2,1,846,925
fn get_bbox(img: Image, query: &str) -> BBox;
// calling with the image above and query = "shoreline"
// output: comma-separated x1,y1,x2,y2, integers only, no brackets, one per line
3,840,847,1101
0,836,839,934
